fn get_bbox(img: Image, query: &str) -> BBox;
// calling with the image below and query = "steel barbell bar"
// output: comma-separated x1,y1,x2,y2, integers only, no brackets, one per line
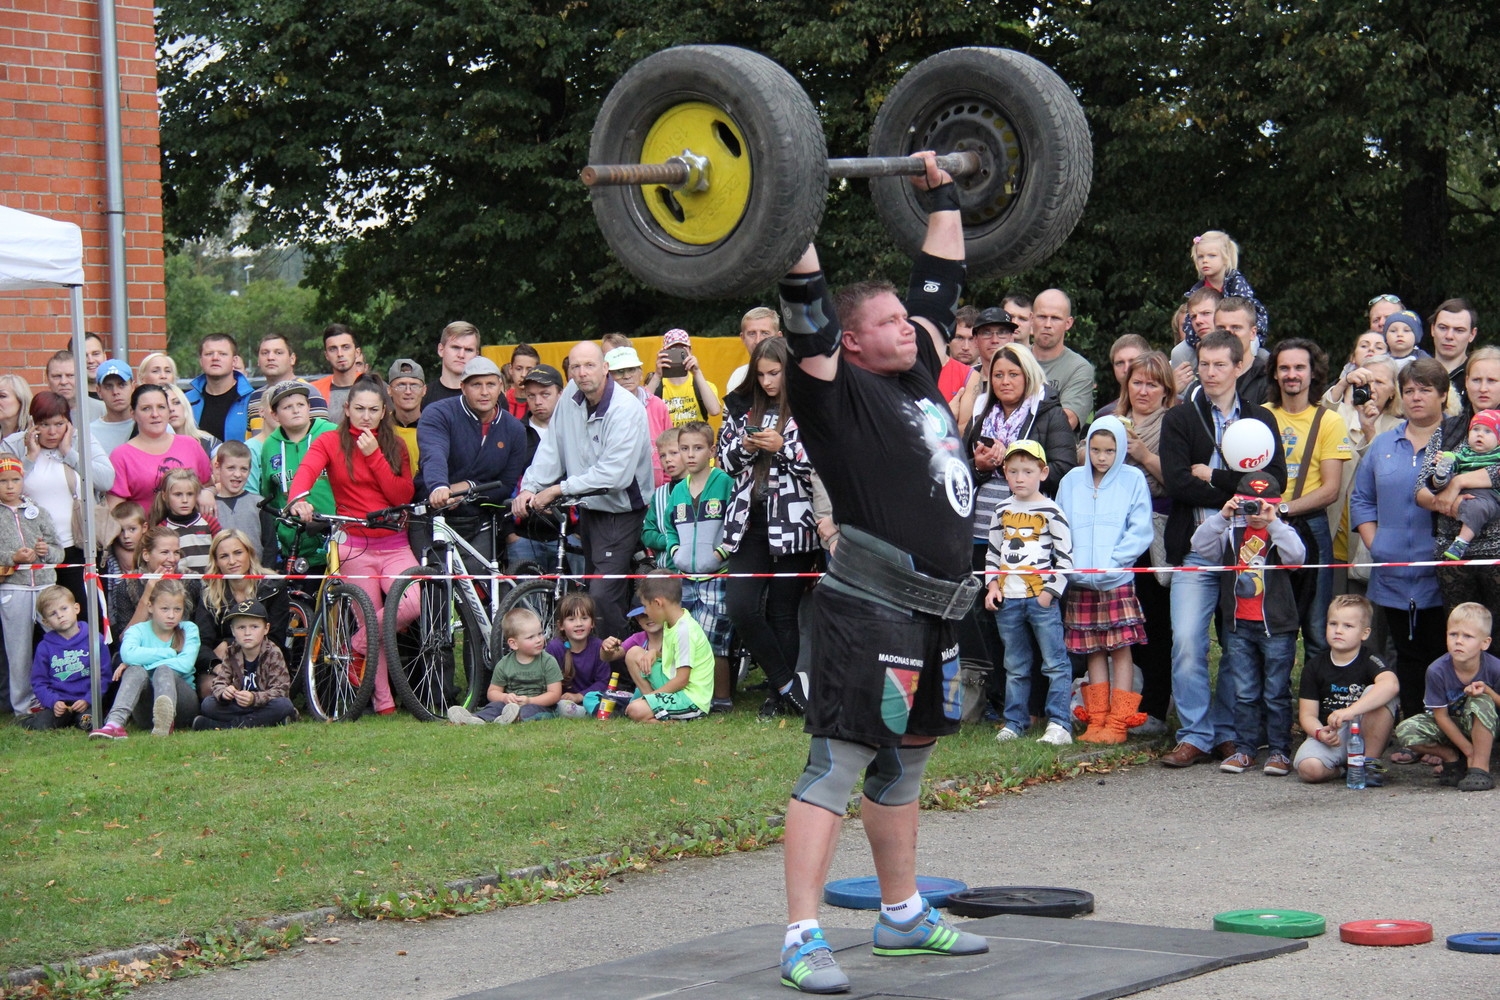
580,150,983,188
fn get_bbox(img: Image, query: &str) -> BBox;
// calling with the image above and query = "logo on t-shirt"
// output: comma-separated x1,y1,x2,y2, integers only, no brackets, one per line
914,398,973,518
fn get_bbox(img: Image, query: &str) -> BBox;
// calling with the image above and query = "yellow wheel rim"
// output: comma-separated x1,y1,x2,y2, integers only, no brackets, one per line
640,101,750,244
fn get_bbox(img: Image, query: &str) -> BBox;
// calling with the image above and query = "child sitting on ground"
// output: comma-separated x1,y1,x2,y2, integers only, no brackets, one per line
984,441,1074,746
640,427,682,567
100,501,146,602
447,607,563,725
1191,472,1305,776
1294,594,1400,785
0,453,60,717
664,420,734,711
625,570,713,722
212,440,262,555
195,599,295,729
545,592,609,717
150,469,221,574
1428,408,1500,561
1391,602,1500,791
91,578,200,738
1057,417,1153,744
26,585,110,731
605,604,663,693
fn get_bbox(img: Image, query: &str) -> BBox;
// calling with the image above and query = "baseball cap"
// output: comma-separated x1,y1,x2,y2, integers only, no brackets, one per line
521,363,563,388
1471,409,1500,437
627,605,647,620
95,359,133,383
605,346,644,372
387,358,425,384
662,328,691,348
225,599,270,624
461,356,503,381
1003,440,1047,464
267,380,311,411
1235,471,1283,500
973,307,1017,330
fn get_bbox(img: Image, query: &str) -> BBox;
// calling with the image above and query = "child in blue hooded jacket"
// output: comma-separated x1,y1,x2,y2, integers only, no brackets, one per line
1057,416,1154,743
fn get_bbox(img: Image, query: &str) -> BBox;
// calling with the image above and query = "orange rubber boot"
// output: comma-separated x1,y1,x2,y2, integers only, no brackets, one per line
1100,689,1141,744
1078,683,1112,743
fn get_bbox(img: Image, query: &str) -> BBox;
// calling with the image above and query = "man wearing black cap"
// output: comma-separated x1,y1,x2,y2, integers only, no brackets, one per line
505,363,566,572
416,356,528,572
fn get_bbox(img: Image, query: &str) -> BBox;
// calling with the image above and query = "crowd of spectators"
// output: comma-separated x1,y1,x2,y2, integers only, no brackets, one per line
3,232,1498,792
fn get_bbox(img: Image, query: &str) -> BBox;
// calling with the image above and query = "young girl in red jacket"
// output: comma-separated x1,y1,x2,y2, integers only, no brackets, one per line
289,377,418,714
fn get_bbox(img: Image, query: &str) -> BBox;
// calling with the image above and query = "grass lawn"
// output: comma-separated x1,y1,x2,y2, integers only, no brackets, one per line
0,704,1134,974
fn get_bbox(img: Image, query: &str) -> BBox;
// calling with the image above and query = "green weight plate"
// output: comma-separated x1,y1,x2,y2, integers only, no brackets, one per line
1213,909,1326,939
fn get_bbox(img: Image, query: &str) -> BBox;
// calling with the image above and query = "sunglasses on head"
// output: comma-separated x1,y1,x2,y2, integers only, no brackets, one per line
1368,294,1401,307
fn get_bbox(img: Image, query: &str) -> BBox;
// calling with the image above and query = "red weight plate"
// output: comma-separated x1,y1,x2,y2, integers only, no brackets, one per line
1340,919,1434,946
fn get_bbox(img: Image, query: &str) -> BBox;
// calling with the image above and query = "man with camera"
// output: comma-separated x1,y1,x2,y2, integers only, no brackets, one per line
1158,329,1288,769
1265,339,1352,665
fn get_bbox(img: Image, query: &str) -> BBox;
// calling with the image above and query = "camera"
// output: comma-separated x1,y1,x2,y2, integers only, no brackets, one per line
1351,384,1372,406
1236,499,1262,516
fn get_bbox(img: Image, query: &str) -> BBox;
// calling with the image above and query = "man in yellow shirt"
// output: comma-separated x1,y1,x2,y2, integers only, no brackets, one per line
1266,338,1353,662
645,328,722,427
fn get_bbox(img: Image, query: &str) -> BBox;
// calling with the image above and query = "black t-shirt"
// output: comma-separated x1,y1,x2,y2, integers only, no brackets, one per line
1298,647,1393,724
425,381,463,407
198,388,236,441
789,310,974,580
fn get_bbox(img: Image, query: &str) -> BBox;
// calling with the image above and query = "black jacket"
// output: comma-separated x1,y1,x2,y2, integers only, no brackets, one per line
1159,386,1288,564
964,385,1077,497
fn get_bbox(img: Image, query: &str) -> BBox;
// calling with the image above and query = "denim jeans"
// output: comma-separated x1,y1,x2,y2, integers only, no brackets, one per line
1297,512,1333,662
994,596,1072,733
506,535,561,575
1220,624,1298,756
1169,552,1236,751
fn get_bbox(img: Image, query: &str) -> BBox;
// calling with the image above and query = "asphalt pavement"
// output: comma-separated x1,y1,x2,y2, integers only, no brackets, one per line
135,754,1493,1000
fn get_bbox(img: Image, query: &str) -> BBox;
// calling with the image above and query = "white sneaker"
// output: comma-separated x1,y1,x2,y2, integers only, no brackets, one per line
995,726,1022,743
446,705,484,726
495,702,522,725
1038,721,1073,746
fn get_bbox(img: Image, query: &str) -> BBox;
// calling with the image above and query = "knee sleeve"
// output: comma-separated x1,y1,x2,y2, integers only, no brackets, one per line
862,742,935,807
792,737,877,815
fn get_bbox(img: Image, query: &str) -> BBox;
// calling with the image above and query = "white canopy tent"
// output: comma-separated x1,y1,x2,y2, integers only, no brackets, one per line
0,204,105,711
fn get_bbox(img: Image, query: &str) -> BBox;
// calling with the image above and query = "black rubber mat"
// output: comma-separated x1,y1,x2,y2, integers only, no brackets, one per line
452,913,1306,999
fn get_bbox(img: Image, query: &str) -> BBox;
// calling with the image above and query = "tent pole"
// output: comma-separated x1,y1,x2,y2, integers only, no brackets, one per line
71,286,104,717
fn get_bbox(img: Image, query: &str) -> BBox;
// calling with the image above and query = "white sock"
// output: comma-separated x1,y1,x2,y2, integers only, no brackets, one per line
785,919,820,950
881,890,924,923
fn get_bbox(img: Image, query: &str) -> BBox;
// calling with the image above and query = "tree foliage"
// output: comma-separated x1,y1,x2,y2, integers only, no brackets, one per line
160,0,1500,380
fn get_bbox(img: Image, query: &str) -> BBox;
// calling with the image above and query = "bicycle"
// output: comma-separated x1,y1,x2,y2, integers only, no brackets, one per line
266,503,386,721
378,478,517,722
493,491,605,653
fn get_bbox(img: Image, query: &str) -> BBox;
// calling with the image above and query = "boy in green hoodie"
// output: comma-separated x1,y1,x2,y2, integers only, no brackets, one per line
664,421,734,710
258,381,337,571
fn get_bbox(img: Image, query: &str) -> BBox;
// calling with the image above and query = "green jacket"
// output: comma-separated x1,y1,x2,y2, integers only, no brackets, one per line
260,419,337,567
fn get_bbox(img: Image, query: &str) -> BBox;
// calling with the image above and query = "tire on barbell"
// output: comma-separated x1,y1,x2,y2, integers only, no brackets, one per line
588,45,827,299
868,47,1092,278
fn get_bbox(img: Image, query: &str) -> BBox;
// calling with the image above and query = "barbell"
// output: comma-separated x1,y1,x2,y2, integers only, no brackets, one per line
583,45,1092,301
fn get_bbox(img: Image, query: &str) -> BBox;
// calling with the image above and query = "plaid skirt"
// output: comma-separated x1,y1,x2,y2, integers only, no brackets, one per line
1063,584,1146,654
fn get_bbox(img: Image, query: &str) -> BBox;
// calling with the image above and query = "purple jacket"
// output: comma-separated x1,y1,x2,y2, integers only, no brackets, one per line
31,622,110,709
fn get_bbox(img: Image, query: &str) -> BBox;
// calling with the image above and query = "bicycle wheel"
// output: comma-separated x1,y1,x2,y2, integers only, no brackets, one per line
303,580,378,722
384,567,489,722
492,579,561,663
283,592,312,701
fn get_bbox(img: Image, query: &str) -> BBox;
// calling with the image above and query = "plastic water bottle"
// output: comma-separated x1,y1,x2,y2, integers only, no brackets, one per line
1345,719,1366,790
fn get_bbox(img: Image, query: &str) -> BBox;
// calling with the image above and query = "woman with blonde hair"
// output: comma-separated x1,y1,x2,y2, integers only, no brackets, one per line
193,528,288,691
0,375,33,439
163,384,220,462
135,352,178,387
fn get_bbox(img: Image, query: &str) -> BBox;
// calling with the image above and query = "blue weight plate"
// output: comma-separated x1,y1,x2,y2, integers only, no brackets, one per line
1448,932,1500,954
823,875,968,910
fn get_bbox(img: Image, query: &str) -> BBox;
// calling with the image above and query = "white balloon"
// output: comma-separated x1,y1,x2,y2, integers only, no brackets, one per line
1222,419,1276,472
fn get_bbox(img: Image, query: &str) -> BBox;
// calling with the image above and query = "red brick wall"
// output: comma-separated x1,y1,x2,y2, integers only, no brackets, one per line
0,0,166,386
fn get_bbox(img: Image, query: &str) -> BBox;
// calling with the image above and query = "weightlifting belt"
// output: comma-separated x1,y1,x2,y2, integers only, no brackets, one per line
827,525,980,621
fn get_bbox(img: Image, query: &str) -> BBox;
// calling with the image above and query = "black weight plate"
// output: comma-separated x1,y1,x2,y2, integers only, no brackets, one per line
869,47,1092,278
944,885,1094,918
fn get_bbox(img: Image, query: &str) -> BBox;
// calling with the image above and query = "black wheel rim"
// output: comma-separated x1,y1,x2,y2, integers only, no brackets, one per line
306,594,365,721
902,93,1024,234
393,578,463,715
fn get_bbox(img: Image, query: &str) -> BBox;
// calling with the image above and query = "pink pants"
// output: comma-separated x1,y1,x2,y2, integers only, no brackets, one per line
340,537,421,714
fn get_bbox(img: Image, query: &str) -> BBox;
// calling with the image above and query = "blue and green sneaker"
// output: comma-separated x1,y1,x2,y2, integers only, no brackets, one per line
872,903,989,957
780,928,850,994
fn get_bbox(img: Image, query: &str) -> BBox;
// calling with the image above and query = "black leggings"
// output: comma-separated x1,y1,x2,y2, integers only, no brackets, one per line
1132,562,1173,720
1381,603,1452,720
724,529,816,691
